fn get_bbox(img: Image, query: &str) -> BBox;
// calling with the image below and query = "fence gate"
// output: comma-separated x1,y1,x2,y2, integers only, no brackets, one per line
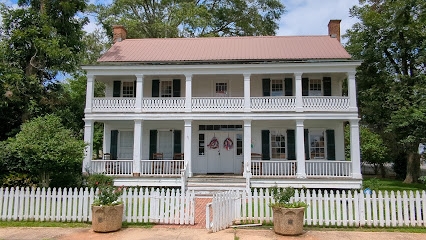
206,191,241,232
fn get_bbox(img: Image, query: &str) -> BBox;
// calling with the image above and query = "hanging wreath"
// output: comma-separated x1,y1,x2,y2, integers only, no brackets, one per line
208,136,219,149
223,137,234,150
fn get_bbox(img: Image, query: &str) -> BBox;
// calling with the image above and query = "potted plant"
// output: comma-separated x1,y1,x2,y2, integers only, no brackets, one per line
270,187,307,236
91,178,125,233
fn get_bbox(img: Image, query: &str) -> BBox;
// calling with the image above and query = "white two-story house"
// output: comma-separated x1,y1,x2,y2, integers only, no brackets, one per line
82,20,362,192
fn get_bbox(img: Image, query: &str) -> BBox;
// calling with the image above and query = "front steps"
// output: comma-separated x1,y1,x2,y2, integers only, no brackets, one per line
187,175,247,197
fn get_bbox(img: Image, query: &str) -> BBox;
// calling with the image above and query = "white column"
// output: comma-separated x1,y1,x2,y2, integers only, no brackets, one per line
243,120,252,177
350,119,362,179
103,123,111,155
133,120,143,176
348,71,358,111
82,120,94,173
135,74,144,112
294,72,303,112
185,74,192,112
243,74,251,112
84,75,95,113
296,120,306,178
184,120,193,176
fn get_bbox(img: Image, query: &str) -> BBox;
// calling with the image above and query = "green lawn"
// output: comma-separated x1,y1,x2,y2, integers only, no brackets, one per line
363,177,426,192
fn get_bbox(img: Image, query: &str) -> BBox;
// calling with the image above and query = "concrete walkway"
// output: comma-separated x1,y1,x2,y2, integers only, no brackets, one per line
0,227,425,240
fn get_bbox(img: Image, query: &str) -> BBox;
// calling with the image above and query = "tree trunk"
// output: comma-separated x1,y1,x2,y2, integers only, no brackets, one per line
379,163,386,178
403,152,420,183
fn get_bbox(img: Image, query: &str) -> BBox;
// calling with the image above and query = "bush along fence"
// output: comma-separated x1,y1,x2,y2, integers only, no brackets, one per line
207,188,426,231
0,187,195,225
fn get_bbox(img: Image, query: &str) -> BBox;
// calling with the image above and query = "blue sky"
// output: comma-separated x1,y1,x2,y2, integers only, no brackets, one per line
4,0,360,43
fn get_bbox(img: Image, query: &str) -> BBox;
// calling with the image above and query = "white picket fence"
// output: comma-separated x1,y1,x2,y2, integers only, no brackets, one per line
0,187,195,225
207,189,426,231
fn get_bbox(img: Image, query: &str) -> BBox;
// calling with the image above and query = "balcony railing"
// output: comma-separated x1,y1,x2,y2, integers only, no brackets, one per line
303,96,350,111
251,97,296,111
140,160,184,176
251,160,297,177
90,160,133,175
142,98,185,112
192,97,244,112
90,96,351,113
92,97,135,112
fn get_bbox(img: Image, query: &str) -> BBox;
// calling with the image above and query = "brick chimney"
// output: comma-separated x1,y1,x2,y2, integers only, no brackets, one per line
328,20,341,42
113,25,127,43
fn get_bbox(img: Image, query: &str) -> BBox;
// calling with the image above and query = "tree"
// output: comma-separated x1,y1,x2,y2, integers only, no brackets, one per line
0,114,86,187
91,0,285,39
345,125,389,177
345,0,426,182
0,0,88,139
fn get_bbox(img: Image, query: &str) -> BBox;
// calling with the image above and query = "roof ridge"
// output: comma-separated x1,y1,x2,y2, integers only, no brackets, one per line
122,35,331,41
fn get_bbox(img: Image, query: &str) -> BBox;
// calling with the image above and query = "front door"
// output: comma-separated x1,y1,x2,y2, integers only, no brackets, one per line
206,132,235,173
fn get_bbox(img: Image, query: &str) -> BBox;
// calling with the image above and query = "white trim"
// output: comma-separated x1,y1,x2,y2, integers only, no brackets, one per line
269,128,288,160
308,128,327,160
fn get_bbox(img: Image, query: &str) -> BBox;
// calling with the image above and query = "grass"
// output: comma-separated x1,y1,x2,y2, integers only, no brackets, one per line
0,221,153,228
363,177,426,192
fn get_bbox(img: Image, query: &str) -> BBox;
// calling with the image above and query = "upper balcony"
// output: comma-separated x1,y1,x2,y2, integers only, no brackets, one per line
86,72,357,114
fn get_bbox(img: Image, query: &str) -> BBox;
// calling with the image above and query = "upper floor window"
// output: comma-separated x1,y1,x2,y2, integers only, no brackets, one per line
310,130,325,159
309,79,322,96
271,79,284,96
215,82,228,97
122,82,134,97
271,130,286,159
160,80,172,97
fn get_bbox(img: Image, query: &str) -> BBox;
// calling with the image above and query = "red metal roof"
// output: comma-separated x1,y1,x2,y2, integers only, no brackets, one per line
98,35,351,62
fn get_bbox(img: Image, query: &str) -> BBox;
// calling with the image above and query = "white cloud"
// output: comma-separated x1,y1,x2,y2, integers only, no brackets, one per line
278,0,360,43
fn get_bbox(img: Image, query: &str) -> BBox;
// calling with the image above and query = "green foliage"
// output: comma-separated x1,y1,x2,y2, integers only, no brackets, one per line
270,186,307,208
418,176,426,184
1,172,37,188
0,114,86,187
87,174,114,189
91,0,285,39
362,178,383,192
93,183,124,206
345,0,426,182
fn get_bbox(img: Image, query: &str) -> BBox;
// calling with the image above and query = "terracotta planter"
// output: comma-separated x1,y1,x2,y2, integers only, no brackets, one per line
91,204,123,233
272,206,305,236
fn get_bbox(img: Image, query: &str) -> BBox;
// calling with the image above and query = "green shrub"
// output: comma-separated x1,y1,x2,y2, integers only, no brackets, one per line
87,174,114,188
1,172,36,188
270,186,307,208
418,176,426,184
362,177,383,191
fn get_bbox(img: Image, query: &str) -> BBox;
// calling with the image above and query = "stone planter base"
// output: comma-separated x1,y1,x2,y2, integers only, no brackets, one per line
272,207,305,236
92,204,123,233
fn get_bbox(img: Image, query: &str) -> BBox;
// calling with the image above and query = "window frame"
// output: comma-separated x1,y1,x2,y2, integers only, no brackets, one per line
270,79,284,96
160,80,173,98
117,130,134,160
308,129,327,160
122,81,135,98
269,129,287,160
198,133,205,156
309,79,323,96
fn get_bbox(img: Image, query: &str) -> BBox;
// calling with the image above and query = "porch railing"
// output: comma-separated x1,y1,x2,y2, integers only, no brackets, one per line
141,97,186,112
251,160,297,177
251,97,296,111
303,96,350,111
90,160,133,175
192,97,244,112
140,160,185,176
305,160,352,177
92,97,135,112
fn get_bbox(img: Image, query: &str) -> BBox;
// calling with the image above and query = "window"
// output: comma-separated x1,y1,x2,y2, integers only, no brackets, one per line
199,134,205,155
118,131,133,159
215,82,227,96
160,80,172,97
310,130,325,159
309,79,322,96
122,82,134,97
271,130,286,159
236,134,243,155
271,79,284,96
198,125,243,131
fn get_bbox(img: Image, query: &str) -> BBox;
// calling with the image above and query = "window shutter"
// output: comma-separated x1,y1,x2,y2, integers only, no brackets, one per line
262,78,270,96
133,81,137,97
113,81,121,97
174,130,182,154
149,130,157,159
110,130,118,160
323,77,332,96
302,78,309,96
261,130,270,160
152,80,160,97
173,79,181,97
285,78,293,96
304,129,310,160
326,129,336,160
287,130,296,160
